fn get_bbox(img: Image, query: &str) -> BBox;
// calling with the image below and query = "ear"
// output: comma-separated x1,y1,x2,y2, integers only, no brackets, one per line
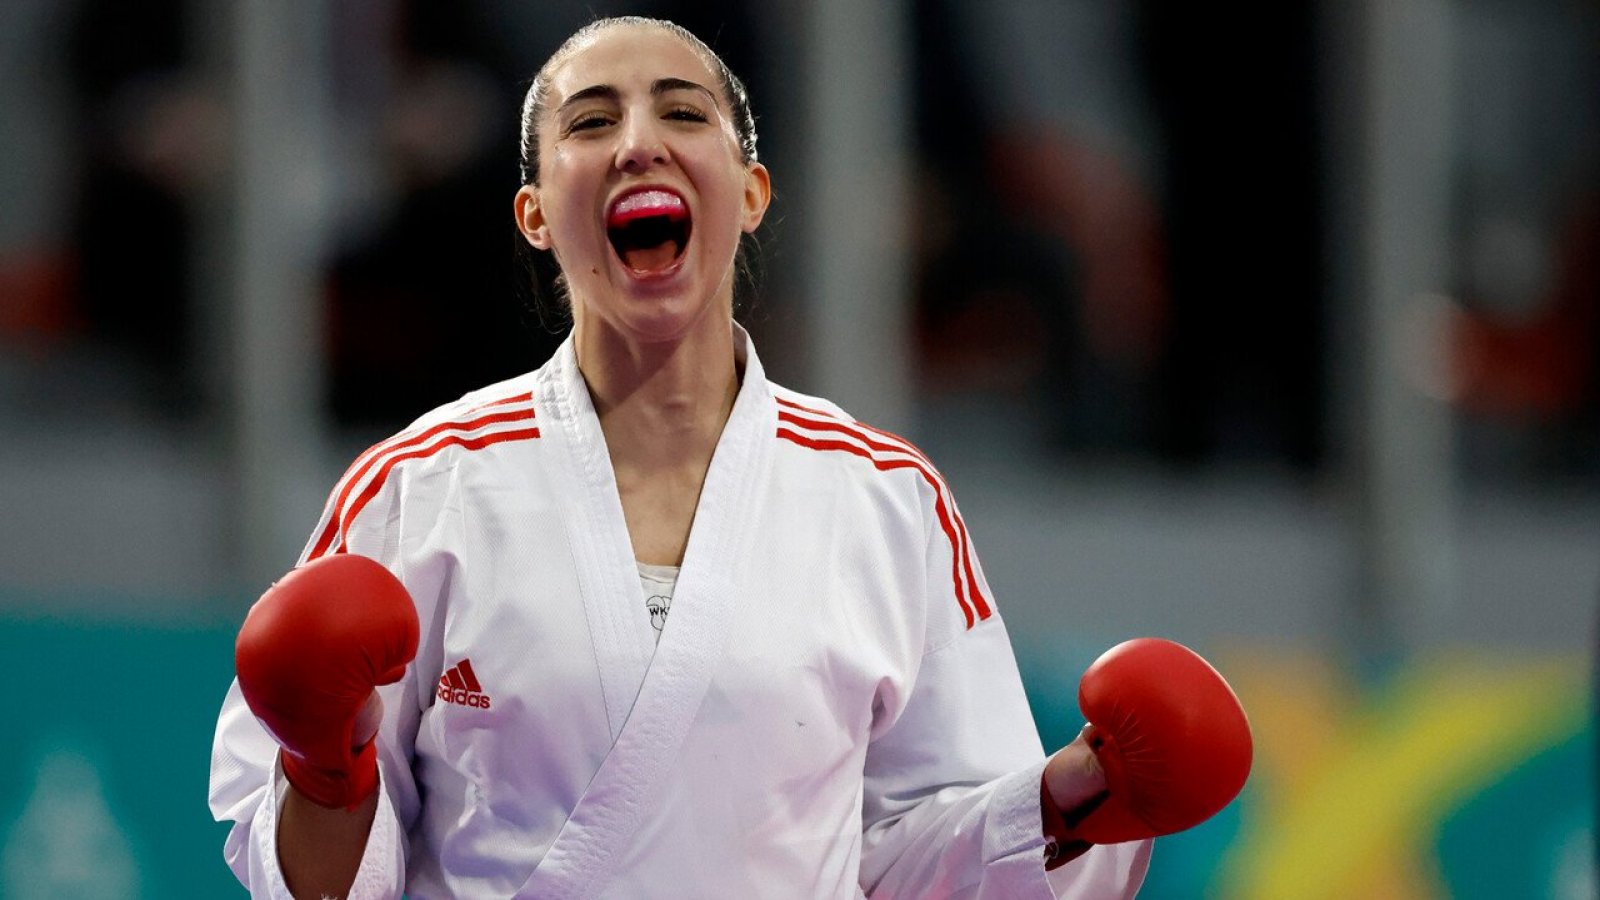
515,185,553,250
740,162,772,234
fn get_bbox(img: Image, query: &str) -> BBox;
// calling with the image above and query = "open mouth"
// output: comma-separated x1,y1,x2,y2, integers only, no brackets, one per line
606,189,692,275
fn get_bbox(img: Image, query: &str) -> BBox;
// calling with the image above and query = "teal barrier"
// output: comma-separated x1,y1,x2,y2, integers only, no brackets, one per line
1436,729,1596,899
0,612,1591,898
0,614,243,897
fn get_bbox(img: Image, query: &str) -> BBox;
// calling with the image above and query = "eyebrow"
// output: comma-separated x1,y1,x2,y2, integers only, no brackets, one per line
555,78,718,115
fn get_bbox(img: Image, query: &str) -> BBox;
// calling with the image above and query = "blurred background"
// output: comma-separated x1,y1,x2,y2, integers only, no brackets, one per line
1,0,1596,896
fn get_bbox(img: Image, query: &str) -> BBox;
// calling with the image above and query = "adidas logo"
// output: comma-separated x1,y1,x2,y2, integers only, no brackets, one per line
437,659,492,709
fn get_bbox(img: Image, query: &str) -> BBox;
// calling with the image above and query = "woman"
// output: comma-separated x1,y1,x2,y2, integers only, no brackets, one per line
211,17,1174,898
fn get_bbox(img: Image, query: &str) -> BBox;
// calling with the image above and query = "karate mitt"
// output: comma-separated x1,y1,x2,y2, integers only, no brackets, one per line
235,554,419,809
1066,637,1253,844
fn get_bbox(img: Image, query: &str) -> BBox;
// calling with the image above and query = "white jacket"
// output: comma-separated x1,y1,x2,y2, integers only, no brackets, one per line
209,327,1151,899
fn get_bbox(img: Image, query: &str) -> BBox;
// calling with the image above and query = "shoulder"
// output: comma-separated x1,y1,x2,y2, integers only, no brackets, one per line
769,383,855,423
768,381,945,506
381,369,544,465
767,381,996,632
362,373,543,482
398,372,542,440
769,383,931,466
304,374,542,560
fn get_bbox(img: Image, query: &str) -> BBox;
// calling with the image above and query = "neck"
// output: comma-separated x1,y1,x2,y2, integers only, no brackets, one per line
573,314,740,473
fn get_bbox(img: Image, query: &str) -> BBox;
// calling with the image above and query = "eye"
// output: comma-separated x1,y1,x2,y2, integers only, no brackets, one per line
664,105,708,123
567,113,613,134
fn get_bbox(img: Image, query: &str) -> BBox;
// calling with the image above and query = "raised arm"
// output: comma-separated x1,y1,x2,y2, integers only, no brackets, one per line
213,554,418,898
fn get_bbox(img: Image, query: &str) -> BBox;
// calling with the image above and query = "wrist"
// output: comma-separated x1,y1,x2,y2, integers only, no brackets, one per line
1039,771,1096,870
280,739,380,811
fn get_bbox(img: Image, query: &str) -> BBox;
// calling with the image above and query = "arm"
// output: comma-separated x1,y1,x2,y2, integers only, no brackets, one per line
853,455,1151,899
232,558,417,899
275,689,388,896
858,616,1151,900
210,676,413,899
211,474,426,899
280,788,379,897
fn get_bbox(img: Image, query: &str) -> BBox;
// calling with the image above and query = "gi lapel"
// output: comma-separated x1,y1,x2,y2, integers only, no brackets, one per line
536,336,655,742
519,326,776,899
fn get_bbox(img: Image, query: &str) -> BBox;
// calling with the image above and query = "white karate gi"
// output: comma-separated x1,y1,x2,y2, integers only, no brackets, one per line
209,326,1152,899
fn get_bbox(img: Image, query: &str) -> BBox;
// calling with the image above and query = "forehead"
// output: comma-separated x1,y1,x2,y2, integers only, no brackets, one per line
545,25,720,106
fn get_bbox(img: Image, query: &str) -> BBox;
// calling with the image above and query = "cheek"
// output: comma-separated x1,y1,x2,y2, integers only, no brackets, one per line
547,204,591,248
539,150,601,241
692,165,751,247
544,204,600,259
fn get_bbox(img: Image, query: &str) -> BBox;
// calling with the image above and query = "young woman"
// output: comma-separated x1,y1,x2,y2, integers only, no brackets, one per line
212,17,1246,898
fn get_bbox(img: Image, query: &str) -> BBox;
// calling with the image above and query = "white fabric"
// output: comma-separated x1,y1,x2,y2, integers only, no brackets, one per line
208,326,1151,899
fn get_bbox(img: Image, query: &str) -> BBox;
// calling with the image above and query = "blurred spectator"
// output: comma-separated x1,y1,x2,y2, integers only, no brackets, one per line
48,0,225,416
911,0,1171,456
323,50,541,427
1141,6,1325,469
0,1,77,355
911,2,1327,468
1441,0,1600,479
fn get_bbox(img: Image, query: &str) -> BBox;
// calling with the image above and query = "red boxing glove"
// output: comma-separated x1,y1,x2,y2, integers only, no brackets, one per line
1071,638,1253,844
235,554,419,810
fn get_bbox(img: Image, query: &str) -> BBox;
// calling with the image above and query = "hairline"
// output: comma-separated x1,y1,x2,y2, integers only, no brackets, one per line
539,22,734,124
522,17,753,185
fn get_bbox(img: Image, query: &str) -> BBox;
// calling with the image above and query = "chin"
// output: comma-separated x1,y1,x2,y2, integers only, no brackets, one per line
620,291,724,345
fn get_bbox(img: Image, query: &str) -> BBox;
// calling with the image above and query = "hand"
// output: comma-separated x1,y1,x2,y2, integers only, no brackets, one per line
1043,726,1107,815
235,554,419,809
1046,638,1253,845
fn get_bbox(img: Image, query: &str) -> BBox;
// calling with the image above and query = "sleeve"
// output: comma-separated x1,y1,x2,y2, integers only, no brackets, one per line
208,682,411,899
857,482,1151,899
207,465,429,899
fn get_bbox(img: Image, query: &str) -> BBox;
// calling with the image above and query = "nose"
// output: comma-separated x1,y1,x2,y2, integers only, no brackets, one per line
615,113,670,173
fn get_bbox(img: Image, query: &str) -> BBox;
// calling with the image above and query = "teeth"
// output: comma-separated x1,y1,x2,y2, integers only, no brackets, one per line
612,190,685,219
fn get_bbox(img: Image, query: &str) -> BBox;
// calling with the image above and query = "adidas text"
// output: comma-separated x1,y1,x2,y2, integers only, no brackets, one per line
437,684,492,709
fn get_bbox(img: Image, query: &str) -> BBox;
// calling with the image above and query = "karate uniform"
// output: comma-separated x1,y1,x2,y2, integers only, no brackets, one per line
209,327,1152,898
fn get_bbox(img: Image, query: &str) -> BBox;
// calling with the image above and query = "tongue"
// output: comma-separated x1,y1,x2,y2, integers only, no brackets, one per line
622,241,680,273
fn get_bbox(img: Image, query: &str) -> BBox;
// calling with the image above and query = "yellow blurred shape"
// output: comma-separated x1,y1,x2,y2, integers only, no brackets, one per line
1223,648,1353,803
1215,650,1585,900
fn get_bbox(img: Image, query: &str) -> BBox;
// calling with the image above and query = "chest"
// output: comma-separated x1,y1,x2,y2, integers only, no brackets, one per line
615,467,706,566
414,460,927,743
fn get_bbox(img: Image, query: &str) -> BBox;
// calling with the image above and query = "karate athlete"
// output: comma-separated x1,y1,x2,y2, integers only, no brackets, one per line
209,16,1251,899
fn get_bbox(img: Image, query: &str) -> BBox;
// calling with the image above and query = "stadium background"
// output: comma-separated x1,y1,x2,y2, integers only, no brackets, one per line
0,1,1595,896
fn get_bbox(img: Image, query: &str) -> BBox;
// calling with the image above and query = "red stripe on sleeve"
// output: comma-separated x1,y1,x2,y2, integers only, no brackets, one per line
775,396,837,419
478,391,534,409
776,427,977,629
776,400,992,621
314,425,540,561
307,402,536,559
845,418,995,621
777,411,992,623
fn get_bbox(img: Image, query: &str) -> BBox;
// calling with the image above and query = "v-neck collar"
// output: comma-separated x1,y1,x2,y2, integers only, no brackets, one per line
533,323,775,739
522,323,777,896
